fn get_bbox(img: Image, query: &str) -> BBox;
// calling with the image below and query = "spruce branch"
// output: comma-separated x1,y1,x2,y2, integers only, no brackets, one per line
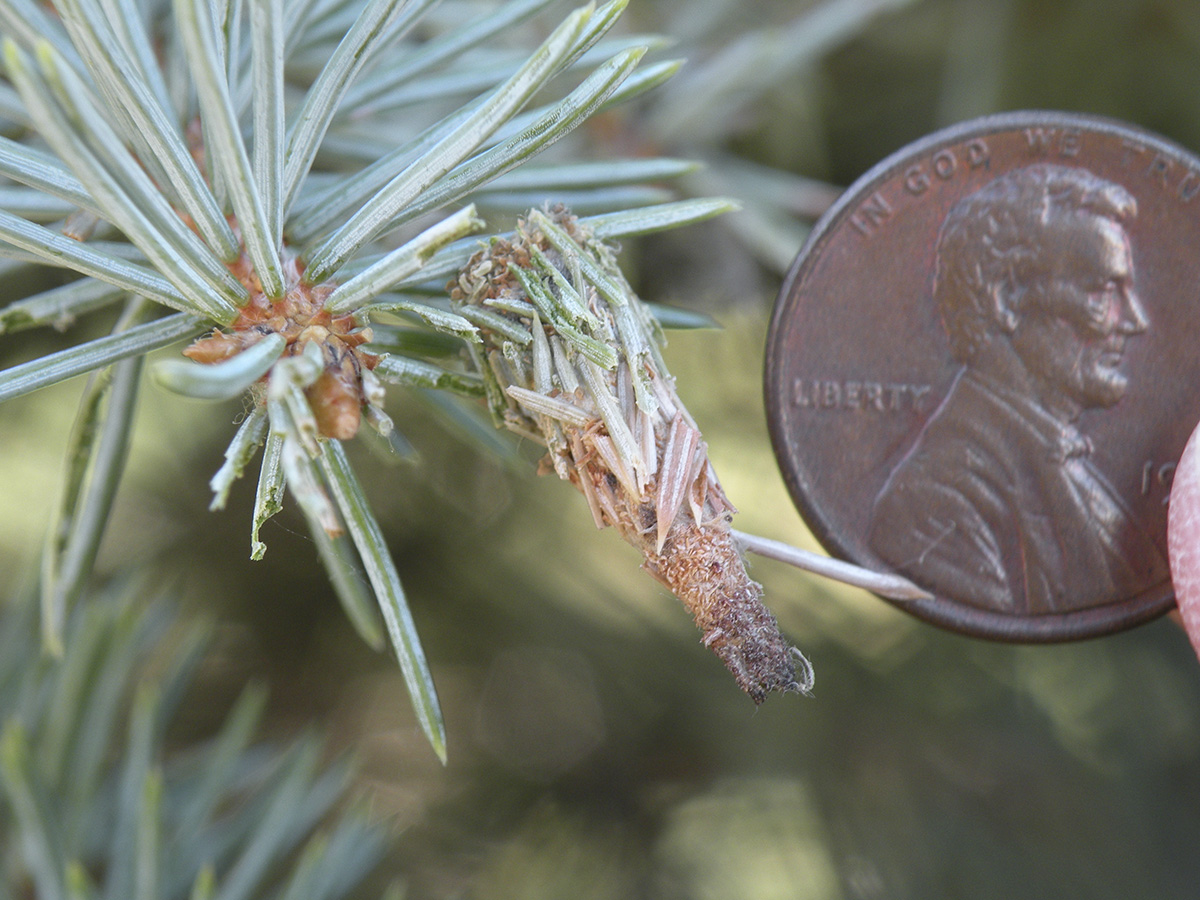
0,0,772,755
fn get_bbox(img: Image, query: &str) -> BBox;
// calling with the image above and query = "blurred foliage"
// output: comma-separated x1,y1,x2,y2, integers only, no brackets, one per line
0,580,390,899
3,0,1200,897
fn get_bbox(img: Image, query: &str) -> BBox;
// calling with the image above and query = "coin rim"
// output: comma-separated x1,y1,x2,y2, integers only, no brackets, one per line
766,110,1186,642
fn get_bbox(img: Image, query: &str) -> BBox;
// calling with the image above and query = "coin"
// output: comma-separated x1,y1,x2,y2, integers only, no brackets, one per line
765,111,1200,641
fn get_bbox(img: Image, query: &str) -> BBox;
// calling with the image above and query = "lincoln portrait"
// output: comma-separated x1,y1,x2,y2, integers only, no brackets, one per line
868,163,1168,615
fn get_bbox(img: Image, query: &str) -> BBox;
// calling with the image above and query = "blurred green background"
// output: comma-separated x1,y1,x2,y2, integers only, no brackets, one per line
5,0,1200,897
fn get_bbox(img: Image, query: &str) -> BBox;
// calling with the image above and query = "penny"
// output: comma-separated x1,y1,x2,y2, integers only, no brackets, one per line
765,111,1200,641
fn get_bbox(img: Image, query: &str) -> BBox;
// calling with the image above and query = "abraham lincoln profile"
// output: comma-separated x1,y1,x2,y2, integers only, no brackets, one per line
868,163,1168,615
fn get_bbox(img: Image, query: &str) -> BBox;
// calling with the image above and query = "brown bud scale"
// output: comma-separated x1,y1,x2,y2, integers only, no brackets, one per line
181,241,377,439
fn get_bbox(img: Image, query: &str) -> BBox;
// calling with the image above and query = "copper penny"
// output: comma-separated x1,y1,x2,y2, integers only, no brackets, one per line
765,111,1200,641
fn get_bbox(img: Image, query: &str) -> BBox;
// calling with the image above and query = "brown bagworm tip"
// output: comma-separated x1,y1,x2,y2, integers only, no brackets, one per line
651,524,813,703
